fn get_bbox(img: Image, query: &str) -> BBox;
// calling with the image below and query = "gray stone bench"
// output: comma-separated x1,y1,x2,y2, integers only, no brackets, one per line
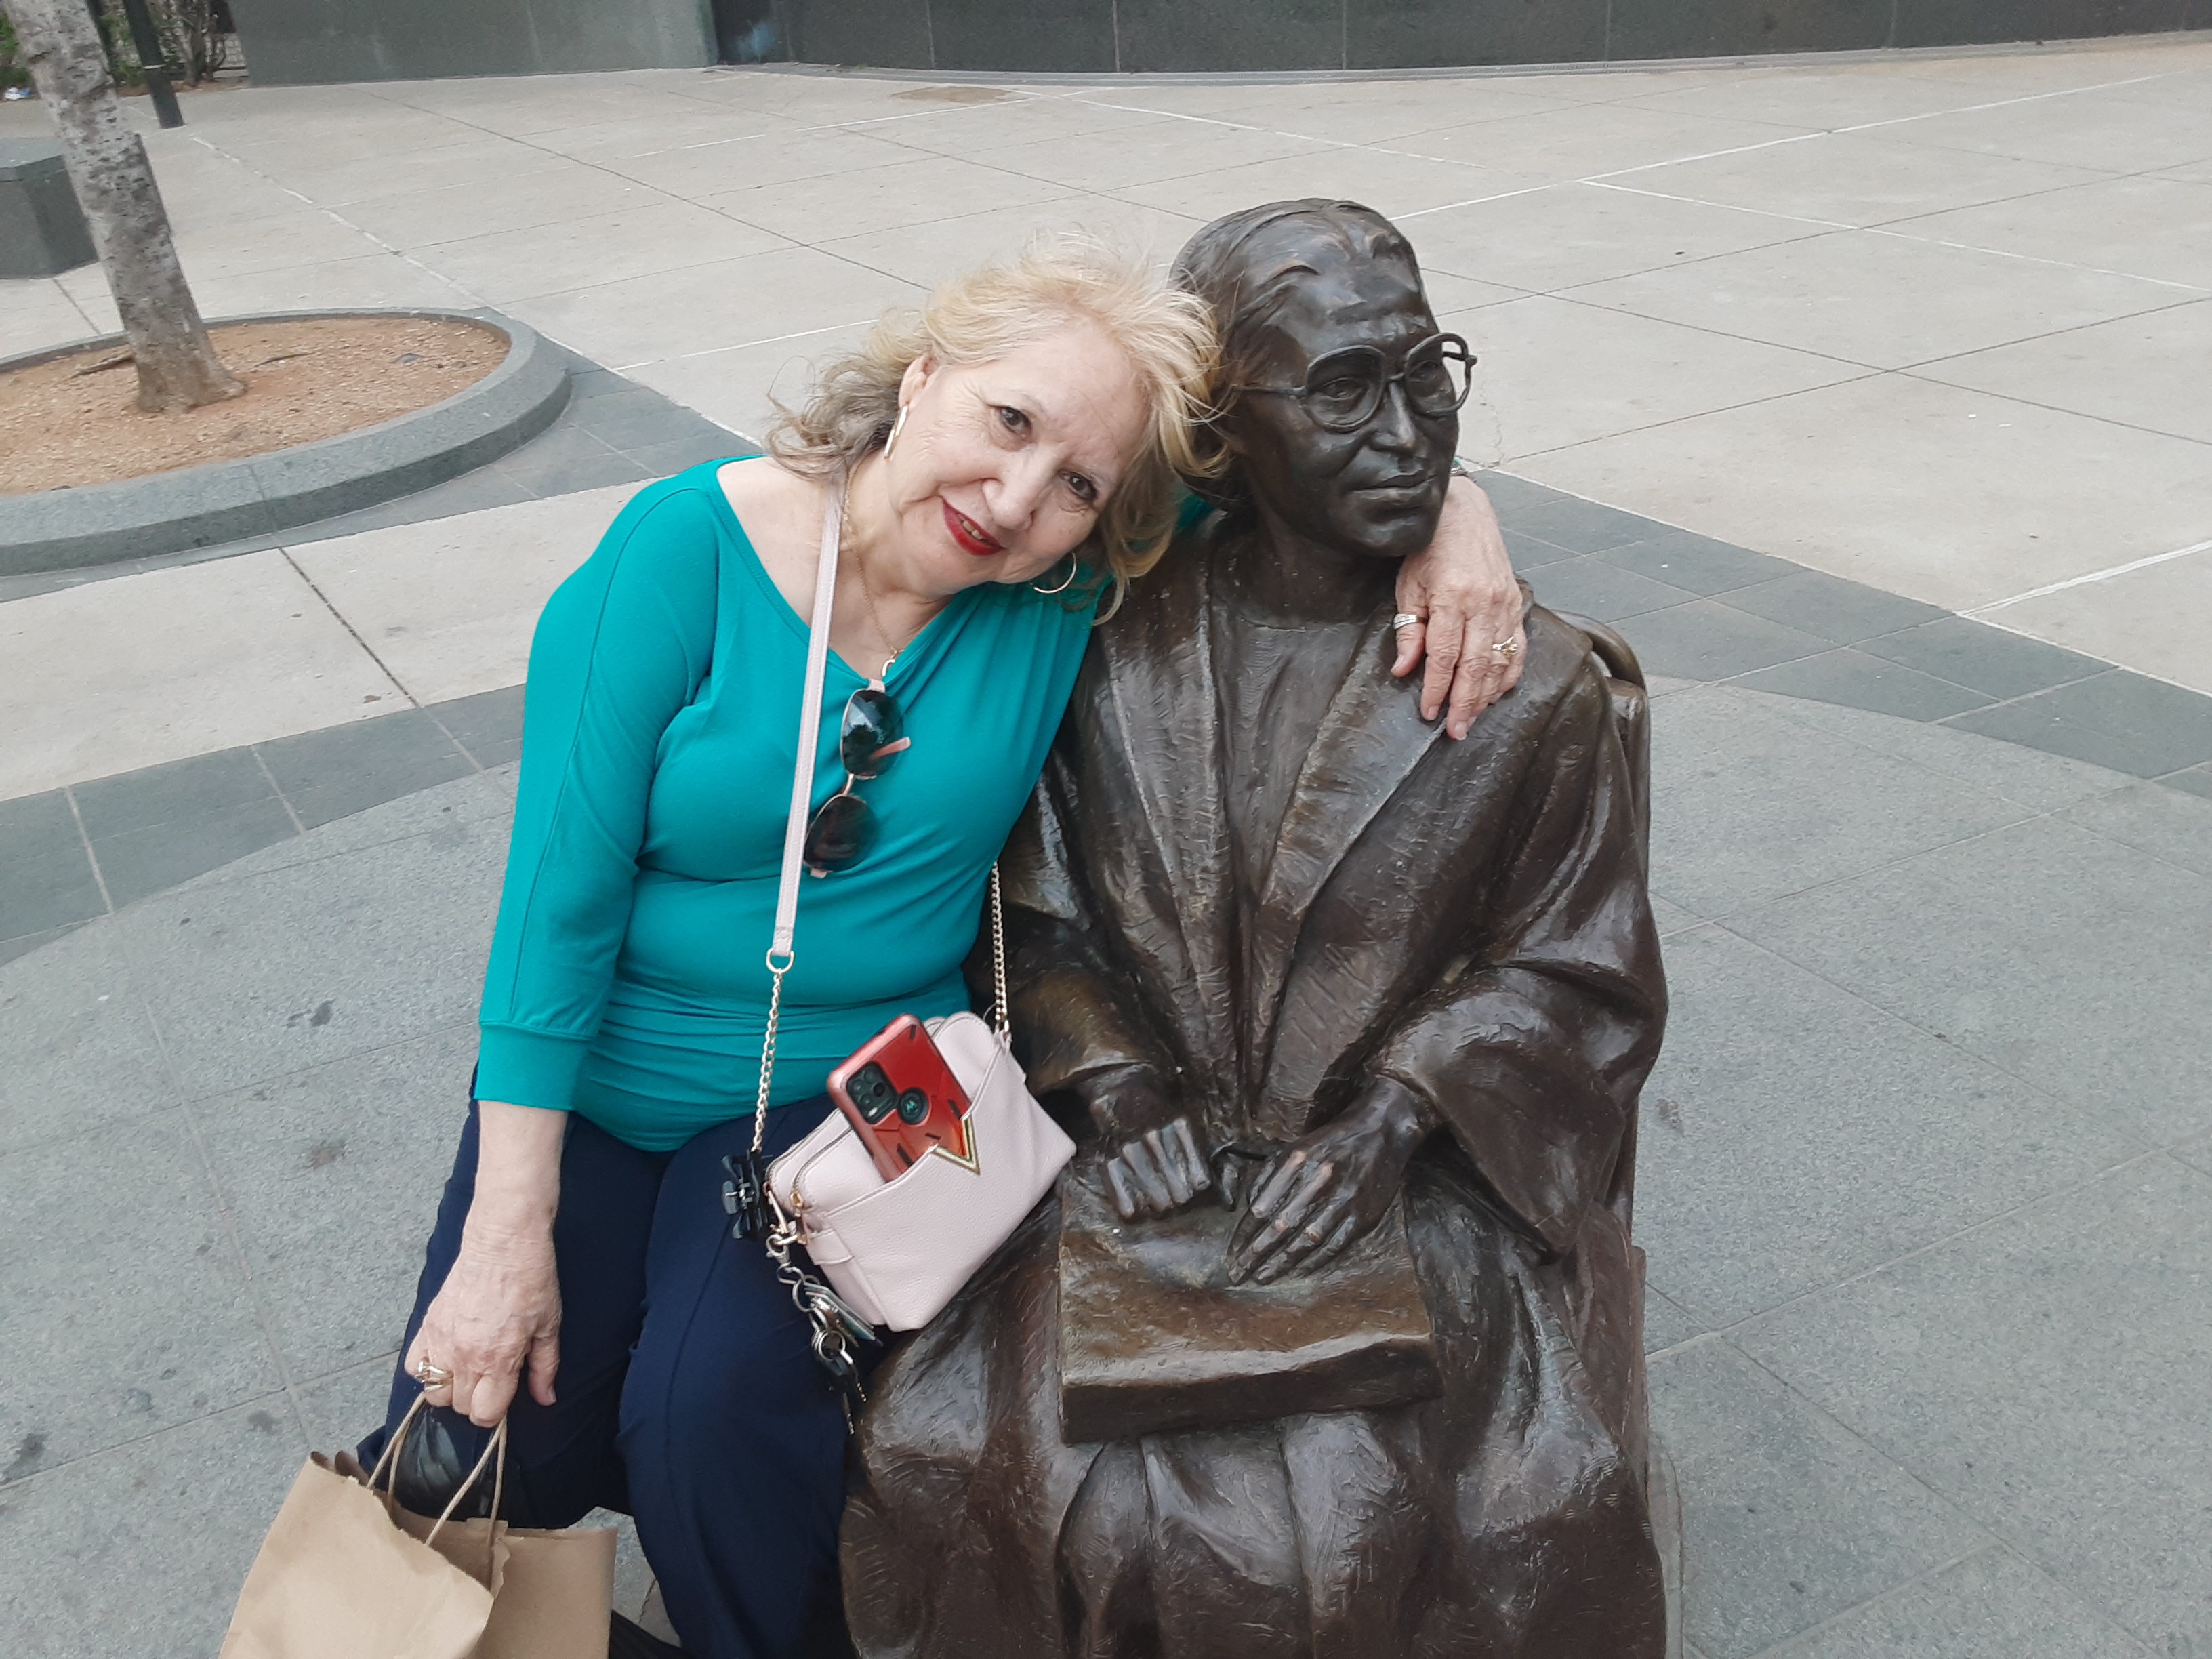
1,137,96,278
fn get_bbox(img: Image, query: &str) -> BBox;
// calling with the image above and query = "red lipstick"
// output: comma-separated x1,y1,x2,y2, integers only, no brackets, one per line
943,500,1003,558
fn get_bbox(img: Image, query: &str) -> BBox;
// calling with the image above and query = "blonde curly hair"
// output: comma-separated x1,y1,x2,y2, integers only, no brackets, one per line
767,230,1220,613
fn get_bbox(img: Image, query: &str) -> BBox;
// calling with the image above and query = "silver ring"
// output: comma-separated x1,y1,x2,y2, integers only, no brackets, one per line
1392,612,1422,632
1491,638,1520,657
412,1359,453,1389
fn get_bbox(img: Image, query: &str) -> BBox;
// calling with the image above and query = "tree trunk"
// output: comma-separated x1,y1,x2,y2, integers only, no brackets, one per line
3,0,240,411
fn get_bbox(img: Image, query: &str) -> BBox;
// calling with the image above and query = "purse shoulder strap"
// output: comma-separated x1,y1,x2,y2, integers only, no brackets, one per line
750,478,845,1155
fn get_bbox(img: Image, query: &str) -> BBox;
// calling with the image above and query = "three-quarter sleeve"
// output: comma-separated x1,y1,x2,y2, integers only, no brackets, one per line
475,486,722,1109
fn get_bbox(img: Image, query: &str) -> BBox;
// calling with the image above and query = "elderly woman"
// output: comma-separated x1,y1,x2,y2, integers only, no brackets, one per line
842,203,1668,1658
361,232,1525,1659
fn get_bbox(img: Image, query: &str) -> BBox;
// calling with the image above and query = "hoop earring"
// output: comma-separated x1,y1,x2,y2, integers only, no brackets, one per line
883,403,909,459
1032,556,1080,596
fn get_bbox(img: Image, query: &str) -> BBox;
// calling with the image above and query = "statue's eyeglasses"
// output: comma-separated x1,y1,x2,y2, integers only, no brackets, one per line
1231,333,1476,433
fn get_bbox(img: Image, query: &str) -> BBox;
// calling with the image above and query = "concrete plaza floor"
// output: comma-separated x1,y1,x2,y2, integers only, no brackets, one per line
2,33,2211,1659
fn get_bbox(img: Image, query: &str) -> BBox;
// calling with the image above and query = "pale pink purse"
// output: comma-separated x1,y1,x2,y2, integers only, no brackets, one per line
731,481,1073,1367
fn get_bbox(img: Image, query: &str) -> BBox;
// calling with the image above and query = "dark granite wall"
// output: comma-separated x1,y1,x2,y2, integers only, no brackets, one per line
780,0,2209,72
228,0,716,84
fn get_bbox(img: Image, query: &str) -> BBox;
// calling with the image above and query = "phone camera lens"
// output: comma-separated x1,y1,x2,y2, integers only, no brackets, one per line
897,1089,930,1124
855,1066,895,1121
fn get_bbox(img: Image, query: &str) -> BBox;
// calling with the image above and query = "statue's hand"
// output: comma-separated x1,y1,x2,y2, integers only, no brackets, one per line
1082,1068,1212,1221
1226,1079,1433,1285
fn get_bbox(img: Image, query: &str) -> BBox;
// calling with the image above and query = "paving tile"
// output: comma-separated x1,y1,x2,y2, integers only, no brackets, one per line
1467,468,1578,517
1643,1282,1704,1354
412,197,794,305
625,430,753,481
1650,684,2030,912
1529,555,1699,623
1595,529,1799,596
266,134,577,209
2162,761,2212,801
1392,103,1815,186
1616,127,2110,225
0,1395,310,1659
70,747,276,842
255,710,476,832
1648,1338,1990,1659
0,1111,274,1469
1727,815,2212,1143
1771,1544,2152,1659
1986,546,2212,701
1105,78,1576,146
1647,892,1704,934
621,323,875,444
0,791,104,943
289,484,637,705
1718,569,1948,645
1566,228,2182,370
1493,490,1667,554
112,808,504,1099
1409,180,1822,296
1121,148,1541,225
171,205,386,283
500,245,914,368
1880,172,2212,294
489,425,651,497
338,165,662,251
0,924,87,968
427,685,527,772
829,195,1200,291
597,124,923,201
1734,648,1993,722
293,1355,402,1452
1444,293,1862,463
91,798,302,909
0,920,178,1155
186,251,476,321
1499,529,1582,572
1944,669,2212,779
0,550,403,802
985,119,1333,195
1732,1158,2212,1657
1914,299,2212,446
1613,599,1830,682
1516,375,2212,614
2056,776,2212,880
198,1026,478,1382
1635,926,2142,1326
1872,88,2212,179
1857,615,2108,702
169,771,514,896
704,154,1071,246
562,384,730,453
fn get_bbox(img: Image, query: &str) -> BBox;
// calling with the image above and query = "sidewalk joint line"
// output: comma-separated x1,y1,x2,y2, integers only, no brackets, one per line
251,747,309,837
277,548,419,710
62,786,115,916
1966,538,2212,614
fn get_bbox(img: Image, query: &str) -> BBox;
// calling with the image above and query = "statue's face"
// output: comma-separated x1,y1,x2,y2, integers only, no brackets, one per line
1222,253,1457,561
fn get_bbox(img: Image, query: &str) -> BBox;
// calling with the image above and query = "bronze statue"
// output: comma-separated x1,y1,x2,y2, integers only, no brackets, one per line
842,201,1669,1658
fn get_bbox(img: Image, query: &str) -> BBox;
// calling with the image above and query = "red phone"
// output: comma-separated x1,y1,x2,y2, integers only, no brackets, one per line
828,1015,973,1181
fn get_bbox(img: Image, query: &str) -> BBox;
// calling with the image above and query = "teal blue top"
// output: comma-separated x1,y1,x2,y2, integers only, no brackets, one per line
476,461,1099,1151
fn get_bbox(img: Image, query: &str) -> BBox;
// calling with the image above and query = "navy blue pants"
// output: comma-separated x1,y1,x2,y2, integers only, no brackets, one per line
362,1097,858,1659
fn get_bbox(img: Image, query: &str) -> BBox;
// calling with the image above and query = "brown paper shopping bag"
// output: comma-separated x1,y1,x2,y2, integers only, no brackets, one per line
218,1399,507,1659
398,1508,617,1659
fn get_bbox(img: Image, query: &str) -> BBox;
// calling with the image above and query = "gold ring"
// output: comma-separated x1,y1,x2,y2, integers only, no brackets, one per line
412,1359,453,1389
1392,612,1422,632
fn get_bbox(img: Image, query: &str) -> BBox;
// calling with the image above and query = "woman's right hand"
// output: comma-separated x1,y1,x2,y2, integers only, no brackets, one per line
406,1099,569,1427
406,1223,562,1428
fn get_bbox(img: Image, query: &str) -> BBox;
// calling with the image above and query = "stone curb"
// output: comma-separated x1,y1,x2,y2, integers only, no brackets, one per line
0,308,571,577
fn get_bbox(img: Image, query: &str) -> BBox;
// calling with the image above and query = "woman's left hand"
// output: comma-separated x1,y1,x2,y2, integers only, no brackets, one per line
1393,473,1525,740
1225,1079,1435,1285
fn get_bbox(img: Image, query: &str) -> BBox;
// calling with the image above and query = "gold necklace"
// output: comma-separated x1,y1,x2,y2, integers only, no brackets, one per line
843,495,918,678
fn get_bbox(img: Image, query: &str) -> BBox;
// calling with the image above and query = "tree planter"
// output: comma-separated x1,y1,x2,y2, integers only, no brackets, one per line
0,308,569,577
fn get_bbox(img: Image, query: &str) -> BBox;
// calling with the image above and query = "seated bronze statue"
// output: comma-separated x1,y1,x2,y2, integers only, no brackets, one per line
842,200,1669,1659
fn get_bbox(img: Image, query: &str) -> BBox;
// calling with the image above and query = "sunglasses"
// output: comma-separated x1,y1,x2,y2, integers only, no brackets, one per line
1231,331,1475,433
804,683,909,875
